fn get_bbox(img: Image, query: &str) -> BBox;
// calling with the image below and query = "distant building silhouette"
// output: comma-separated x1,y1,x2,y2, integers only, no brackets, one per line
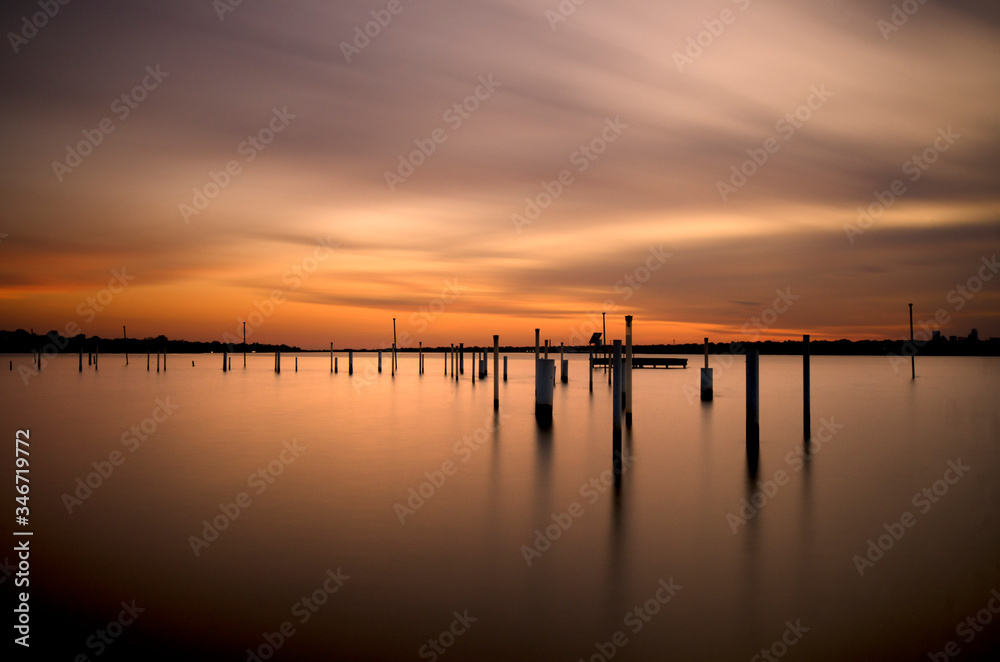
969,328,979,341
932,330,941,341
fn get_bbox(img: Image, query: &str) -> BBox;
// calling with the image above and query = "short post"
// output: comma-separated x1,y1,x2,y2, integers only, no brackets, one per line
701,337,713,402
349,350,353,376
503,355,507,381
275,351,281,374
493,335,500,410
472,351,476,384
88,352,92,366
223,351,228,371
295,356,298,372
123,325,128,366
612,340,623,472
909,303,915,380
392,343,396,377
331,342,334,373
535,358,555,426
625,316,633,427
244,322,247,368
335,357,339,373
79,348,83,372
95,346,99,370
378,350,382,374
459,343,464,375
746,350,760,447
449,344,453,376
803,334,811,439
156,351,159,372
146,352,149,371
419,341,423,375
229,356,232,370
162,348,166,371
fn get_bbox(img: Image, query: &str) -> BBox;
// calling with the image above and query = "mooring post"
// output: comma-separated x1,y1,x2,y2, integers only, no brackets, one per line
613,339,623,455
95,346,99,370
803,334,811,439
625,316,633,427
88,352,92,366
335,357,339,374
378,350,382,374
393,318,397,370
472,351,476,384
331,342,334,373
146,352,149,371
162,347,166,371
419,341,423,375
349,350,353,376
223,351,228,372
560,342,566,383
449,344,453,376
746,350,760,446
701,337,713,402
589,347,593,392
503,355,507,381
244,321,247,368
535,358,555,426
295,356,298,372
493,335,500,410
79,348,83,372
229,356,232,370
123,325,128,366
275,351,281,374
156,350,159,372
909,303,915,379
459,343,464,375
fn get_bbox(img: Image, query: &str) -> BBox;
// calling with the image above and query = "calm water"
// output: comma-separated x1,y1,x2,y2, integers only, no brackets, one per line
3,352,1000,661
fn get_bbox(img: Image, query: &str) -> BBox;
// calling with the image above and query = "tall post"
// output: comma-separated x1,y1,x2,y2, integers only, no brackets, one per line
162,347,166,371
803,334,811,439
604,313,611,384
331,342,334,373
335,357,339,374
275,351,280,374
493,335,500,410
560,342,567,384
535,357,555,426
393,318,397,370
472,351,476,384
625,316,633,427
123,325,128,366
535,329,540,362
503,355,507,381
295,356,298,372
244,321,247,368
156,350,159,373
223,351,228,372
378,350,383,374
612,340,623,460
746,350,760,447
589,347,593,392
459,343,464,375
349,350,353,376
419,341,423,375
95,346,99,370
449,344,453,376
146,352,149,371
701,337,713,402
79,348,83,372
909,303,915,380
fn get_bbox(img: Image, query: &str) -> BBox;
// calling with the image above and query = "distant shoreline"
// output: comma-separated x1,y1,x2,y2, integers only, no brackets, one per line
2,329,998,357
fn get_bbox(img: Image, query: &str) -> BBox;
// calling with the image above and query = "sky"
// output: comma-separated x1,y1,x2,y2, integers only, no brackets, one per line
1,0,998,350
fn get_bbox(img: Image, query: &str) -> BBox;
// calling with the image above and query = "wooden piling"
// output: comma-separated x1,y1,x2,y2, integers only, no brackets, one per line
909,303,915,379
392,343,396,377
295,356,298,372
349,350,353,376
503,355,507,381
535,358,555,426
162,348,166,371
223,351,228,372
589,347,593,392
472,351,476,384
803,334,811,439
244,321,247,368
331,342,334,373
746,350,760,446
123,325,128,366
701,337,713,402
378,350,382,374
613,339,623,454
459,343,464,375
625,316,633,427
493,335,499,410
146,352,149,371
419,341,423,375
560,343,567,383
335,357,339,374
95,346,99,371
79,348,83,372
275,351,281,374
156,351,159,373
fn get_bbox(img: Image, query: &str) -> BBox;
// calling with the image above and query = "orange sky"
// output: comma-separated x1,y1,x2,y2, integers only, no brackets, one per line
1,0,998,349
